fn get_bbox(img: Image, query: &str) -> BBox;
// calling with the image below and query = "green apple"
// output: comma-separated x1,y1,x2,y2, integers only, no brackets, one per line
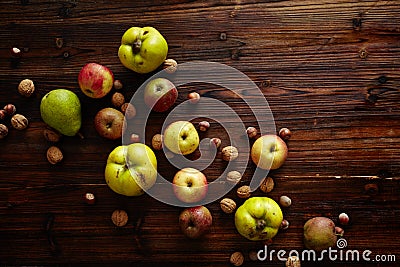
118,26,168,74
163,121,199,155
105,143,157,196
251,134,288,170
235,197,283,241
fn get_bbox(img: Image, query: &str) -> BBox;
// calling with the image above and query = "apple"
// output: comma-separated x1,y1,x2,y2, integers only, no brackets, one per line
303,217,338,251
105,143,157,196
251,134,288,170
179,206,213,239
163,121,199,155
118,26,168,74
78,63,114,98
144,78,178,112
235,197,283,241
94,107,124,140
173,167,208,203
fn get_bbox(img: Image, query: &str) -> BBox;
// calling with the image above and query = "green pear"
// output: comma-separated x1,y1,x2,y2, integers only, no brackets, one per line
40,89,82,136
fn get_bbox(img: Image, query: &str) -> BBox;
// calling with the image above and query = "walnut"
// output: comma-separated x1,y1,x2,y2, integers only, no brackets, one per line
111,92,125,108
152,134,163,151
163,58,178,73
230,251,244,266
220,198,236,214
18,79,35,97
11,114,28,130
111,209,128,227
221,146,238,161
237,185,251,199
226,170,242,184
259,177,274,193
46,146,63,165
286,255,301,267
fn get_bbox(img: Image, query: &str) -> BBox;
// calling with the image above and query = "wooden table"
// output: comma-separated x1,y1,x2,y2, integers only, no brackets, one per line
1,1,399,266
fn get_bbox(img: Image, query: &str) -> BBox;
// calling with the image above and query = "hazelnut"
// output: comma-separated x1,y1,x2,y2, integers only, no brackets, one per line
280,219,290,230
279,127,292,141
120,103,136,119
188,92,200,104
221,146,238,161
210,137,221,149
338,212,349,225
130,133,140,143
226,170,242,184
111,209,128,227
113,79,123,90
163,58,178,73
0,110,6,120
111,92,125,108
43,128,62,142
3,104,16,116
335,226,345,236
220,198,236,214
249,250,258,261
279,195,292,207
84,193,96,205
11,114,28,130
46,146,63,164
152,134,163,150
230,251,244,266
285,255,301,267
237,185,251,199
0,124,8,139
198,121,210,132
259,177,274,193
18,79,35,97
246,126,257,139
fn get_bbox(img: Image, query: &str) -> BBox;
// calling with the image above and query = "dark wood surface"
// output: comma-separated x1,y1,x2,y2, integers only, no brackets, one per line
1,0,400,266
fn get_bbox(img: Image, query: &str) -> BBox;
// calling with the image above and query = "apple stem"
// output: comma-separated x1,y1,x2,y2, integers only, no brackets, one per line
76,132,84,139
132,39,142,53
256,219,267,230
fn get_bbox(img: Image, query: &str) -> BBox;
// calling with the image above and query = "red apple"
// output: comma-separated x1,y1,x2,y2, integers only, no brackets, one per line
78,63,114,98
179,206,213,239
173,168,208,203
144,77,178,112
94,107,124,140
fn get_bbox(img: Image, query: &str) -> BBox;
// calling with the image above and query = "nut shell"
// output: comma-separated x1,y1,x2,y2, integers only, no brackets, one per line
221,146,238,161
111,209,128,227
220,198,236,214
163,58,178,73
230,251,244,266
11,114,28,130
111,92,125,108
151,134,163,151
226,170,242,184
236,185,251,199
0,124,8,139
286,255,301,267
46,146,63,164
259,177,274,193
43,128,62,142
18,79,35,97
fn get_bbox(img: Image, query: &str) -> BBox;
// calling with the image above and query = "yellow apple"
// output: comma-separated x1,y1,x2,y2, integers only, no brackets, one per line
163,121,199,155
105,143,157,196
251,134,288,170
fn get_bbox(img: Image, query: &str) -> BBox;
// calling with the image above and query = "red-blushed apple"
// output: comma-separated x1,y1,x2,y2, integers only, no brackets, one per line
78,63,114,98
94,107,124,140
251,134,288,170
179,206,213,239
173,167,208,203
144,77,178,112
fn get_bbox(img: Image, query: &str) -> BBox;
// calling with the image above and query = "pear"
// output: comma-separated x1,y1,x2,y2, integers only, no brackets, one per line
40,89,81,136
303,217,338,251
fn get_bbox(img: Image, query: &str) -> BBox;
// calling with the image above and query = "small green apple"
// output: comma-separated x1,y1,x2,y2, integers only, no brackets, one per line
235,197,283,241
163,121,199,155
118,26,168,74
105,143,157,196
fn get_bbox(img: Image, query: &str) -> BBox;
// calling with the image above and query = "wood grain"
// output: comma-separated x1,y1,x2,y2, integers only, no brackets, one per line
0,0,400,266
